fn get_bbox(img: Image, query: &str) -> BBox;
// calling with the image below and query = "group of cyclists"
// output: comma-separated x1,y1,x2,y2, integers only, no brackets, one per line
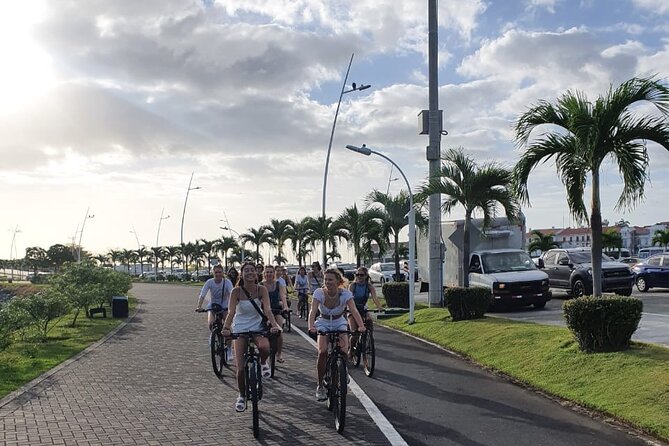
195,260,384,411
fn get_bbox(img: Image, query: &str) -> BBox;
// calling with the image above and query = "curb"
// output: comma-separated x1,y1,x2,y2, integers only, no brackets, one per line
0,300,143,410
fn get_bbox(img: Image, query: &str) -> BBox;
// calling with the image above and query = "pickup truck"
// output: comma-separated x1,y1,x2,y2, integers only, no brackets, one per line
469,249,552,309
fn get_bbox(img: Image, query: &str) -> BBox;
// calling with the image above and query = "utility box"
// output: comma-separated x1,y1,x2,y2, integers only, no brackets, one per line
418,109,443,135
111,296,129,318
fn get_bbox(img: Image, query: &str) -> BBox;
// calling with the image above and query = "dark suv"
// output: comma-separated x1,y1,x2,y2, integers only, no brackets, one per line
539,248,634,297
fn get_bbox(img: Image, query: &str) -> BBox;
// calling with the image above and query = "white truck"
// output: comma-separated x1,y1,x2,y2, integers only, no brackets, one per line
417,216,551,309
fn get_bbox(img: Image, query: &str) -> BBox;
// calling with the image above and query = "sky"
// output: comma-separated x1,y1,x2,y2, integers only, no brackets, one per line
3,0,669,263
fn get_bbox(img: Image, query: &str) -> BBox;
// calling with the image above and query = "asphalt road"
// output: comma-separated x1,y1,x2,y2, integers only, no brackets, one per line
493,288,669,347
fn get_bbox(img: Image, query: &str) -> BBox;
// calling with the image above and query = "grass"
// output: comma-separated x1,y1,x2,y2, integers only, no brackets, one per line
0,297,137,399
380,307,669,442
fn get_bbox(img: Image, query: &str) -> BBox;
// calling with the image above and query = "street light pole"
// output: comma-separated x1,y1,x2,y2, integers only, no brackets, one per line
321,52,370,268
77,207,95,262
156,208,170,248
9,226,21,282
220,226,244,263
130,226,141,250
180,172,201,247
346,144,416,324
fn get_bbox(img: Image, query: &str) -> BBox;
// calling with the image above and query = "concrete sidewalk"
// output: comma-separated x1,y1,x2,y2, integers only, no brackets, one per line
0,283,391,445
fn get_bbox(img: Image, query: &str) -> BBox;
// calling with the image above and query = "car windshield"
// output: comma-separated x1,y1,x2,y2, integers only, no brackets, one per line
380,264,395,271
481,252,537,273
569,252,613,263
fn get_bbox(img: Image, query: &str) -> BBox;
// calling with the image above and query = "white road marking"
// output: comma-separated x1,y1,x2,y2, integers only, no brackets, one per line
293,325,409,446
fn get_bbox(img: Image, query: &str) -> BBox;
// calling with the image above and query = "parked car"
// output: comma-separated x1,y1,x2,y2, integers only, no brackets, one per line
637,247,667,259
538,248,634,297
469,249,551,309
194,269,212,281
632,253,669,292
368,262,407,284
620,257,640,265
329,262,357,281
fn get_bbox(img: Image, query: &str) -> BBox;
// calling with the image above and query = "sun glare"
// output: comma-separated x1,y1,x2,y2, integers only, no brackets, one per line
0,1,55,114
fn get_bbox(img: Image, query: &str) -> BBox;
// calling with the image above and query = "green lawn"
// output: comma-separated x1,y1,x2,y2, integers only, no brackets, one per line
380,307,669,442
0,297,137,399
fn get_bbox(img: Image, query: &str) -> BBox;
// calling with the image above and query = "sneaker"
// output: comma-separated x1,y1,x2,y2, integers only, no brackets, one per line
234,396,246,412
261,362,271,378
316,385,327,401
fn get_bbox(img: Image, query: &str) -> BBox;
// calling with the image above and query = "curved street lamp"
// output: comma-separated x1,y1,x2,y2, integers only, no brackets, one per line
156,208,170,248
180,172,201,247
346,144,416,324
220,226,244,263
77,207,95,262
321,53,370,268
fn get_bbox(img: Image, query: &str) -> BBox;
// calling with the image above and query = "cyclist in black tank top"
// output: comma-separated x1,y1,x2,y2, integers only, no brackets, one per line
262,265,288,363
348,266,383,357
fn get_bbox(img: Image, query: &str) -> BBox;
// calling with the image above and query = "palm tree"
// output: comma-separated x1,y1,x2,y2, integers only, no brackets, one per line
241,227,270,264
335,204,385,267
182,242,195,275
513,76,669,296
286,218,311,267
418,148,519,287
150,246,164,276
165,246,180,274
192,241,207,270
652,229,669,250
303,216,346,268
265,219,292,265
527,230,559,253
121,249,134,274
198,239,217,271
92,253,108,267
108,249,122,271
602,229,623,256
135,247,150,276
366,190,429,281
25,246,48,275
213,236,238,269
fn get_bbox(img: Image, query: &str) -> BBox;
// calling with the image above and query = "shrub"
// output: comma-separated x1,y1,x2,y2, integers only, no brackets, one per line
382,282,409,308
444,287,491,321
563,296,642,353
13,290,70,341
29,274,52,284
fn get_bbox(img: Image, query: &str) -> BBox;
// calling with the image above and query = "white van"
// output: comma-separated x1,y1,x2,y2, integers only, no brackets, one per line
637,247,666,259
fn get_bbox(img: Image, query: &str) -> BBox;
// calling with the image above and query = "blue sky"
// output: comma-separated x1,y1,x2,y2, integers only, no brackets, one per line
2,0,669,262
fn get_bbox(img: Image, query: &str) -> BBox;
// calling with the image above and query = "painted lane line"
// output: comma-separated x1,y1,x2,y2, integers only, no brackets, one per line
292,325,409,446
643,312,669,318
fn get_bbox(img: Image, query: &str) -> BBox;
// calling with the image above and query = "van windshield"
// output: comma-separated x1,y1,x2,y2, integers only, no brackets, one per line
481,252,537,273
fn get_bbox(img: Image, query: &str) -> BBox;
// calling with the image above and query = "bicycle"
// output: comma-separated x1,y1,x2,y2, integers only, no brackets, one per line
268,309,290,377
229,331,267,439
195,306,228,377
318,330,353,433
296,290,309,319
351,310,380,377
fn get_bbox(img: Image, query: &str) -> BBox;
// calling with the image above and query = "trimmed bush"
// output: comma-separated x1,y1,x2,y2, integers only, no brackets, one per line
563,296,642,353
382,282,409,308
444,287,491,321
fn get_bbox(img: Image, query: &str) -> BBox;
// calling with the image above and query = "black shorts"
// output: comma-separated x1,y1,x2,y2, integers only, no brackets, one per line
271,307,284,316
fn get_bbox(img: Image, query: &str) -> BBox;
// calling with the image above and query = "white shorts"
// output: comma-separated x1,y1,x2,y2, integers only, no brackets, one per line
314,316,348,333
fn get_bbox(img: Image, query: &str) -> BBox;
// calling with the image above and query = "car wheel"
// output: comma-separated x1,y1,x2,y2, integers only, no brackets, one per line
380,277,386,285
533,302,547,309
636,276,649,292
571,279,586,298
616,288,633,297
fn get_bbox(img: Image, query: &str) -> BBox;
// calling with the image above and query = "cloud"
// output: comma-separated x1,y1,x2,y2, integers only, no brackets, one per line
633,0,669,15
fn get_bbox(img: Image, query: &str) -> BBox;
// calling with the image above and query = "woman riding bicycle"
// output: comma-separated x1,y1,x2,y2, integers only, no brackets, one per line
294,266,309,318
261,265,289,363
307,261,324,294
308,268,365,401
222,262,281,412
348,266,383,357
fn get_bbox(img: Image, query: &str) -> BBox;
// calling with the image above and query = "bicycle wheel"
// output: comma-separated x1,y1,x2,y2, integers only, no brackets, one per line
353,333,363,367
334,356,348,433
363,330,375,377
284,311,291,333
299,298,308,319
325,358,335,411
269,335,277,378
247,361,260,438
210,332,224,377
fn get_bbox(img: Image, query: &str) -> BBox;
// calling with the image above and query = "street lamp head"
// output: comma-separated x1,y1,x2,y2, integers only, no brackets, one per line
346,144,372,156
357,84,371,91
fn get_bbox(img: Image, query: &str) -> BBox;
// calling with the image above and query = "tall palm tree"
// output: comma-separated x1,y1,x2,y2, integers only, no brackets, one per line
335,204,385,267
286,218,311,267
92,253,108,267
513,76,669,296
108,249,122,271
135,246,150,276
198,239,216,271
191,241,207,270
366,190,429,282
303,216,346,268
266,219,293,265
527,230,559,253
241,227,270,264
150,247,164,276
121,249,134,274
418,148,519,287
214,236,238,270
165,246,180,274
182,242,195,274
652,229,669,250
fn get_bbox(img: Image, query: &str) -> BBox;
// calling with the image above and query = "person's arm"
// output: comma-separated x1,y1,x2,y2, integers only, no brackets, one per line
369,285,383,309
347,299,366,331
196,281,209,309
308,290,320,331
279,282,288,310
260,286,280,330
222,289,238,334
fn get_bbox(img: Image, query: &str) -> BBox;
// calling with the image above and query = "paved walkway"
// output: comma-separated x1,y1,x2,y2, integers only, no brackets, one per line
0,283,391,445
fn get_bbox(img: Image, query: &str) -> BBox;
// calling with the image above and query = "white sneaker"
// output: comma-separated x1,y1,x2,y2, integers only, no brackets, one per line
261,362,271,378
316,385,327,401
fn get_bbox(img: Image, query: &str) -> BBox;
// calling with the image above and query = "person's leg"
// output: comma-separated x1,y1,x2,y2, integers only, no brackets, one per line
348,315,359,358
255,335,272,377
316,335,328,384
233,338,247,396
274,313,285,361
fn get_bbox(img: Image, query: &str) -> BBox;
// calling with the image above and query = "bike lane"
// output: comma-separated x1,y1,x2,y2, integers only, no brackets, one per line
0,283,391,445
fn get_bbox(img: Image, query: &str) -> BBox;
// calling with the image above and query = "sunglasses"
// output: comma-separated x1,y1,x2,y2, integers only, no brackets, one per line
356,273,366,277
